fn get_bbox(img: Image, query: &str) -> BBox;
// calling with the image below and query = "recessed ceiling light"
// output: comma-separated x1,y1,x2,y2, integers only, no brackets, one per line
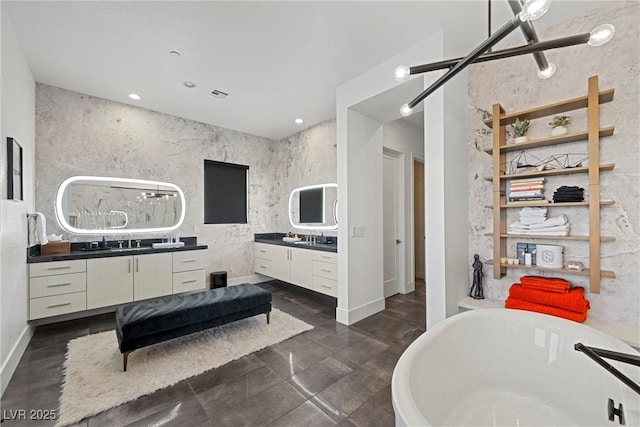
183,81,196,88
169,50,181,57
295,118,304,124
128,93,141,100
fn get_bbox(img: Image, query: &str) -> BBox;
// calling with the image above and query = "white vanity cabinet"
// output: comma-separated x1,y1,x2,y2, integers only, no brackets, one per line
29,260,87,320
134,253,173,300
87,256,134,309
254,242,335,295
172,250,206,293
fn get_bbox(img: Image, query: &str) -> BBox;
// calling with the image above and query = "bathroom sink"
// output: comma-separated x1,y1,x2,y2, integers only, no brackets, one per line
152,242,185,249
111,246,152,252
293,241,311,245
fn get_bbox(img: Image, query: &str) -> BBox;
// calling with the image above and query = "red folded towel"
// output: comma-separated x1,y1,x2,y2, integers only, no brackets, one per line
505,297,588,323
508,284,590,313
520,275,570,293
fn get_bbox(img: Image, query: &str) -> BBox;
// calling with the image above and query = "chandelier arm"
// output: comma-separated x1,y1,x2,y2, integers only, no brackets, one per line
508,0,550,71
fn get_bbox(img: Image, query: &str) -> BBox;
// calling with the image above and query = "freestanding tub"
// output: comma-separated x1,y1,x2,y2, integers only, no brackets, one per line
392,309,640,426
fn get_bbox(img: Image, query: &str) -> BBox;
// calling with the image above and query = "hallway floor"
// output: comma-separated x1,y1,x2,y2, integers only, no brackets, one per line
1,280,426,427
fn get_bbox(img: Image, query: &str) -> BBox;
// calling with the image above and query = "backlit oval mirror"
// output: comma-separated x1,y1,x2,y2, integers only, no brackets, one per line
288,183,338,231
55,176,186,234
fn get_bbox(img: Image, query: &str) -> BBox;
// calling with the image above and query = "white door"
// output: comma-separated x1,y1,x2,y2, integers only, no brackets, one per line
134,252,173,301
383,153,400,297
87,256,134,309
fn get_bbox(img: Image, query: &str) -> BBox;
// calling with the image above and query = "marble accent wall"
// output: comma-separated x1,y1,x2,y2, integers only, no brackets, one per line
468,1,639,325
277,119,338,235
35,84,288,278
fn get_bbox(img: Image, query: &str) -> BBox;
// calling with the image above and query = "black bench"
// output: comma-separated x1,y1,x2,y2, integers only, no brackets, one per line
115,283,272,371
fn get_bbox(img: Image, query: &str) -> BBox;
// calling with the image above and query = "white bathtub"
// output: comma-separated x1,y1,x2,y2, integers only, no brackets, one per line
392,309,640,426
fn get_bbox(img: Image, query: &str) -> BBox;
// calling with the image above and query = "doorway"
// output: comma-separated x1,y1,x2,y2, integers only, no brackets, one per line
383,149,402,298
414,159,425,281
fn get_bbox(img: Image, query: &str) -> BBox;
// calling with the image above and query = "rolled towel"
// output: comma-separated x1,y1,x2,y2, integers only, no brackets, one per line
521,276,570,293
508,284,590,313
505,297,588,322
35,212,48,245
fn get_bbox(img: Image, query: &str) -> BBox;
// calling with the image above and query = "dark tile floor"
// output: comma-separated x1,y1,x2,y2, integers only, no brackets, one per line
1,280,426,427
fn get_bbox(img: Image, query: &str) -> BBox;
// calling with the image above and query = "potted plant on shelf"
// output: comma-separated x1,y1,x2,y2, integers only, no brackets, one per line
549,114,571,136
512,117,530,143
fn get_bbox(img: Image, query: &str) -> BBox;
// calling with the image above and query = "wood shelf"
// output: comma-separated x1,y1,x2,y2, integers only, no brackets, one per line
483,200,615,208
484,163,615,181
483,89,614,128
485,233,615,242
498,263,616,278
483,126,615,154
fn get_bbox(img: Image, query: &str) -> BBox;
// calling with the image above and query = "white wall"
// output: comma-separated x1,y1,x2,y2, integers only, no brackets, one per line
382,119,424,294
0,6,36,395
336,34,442,325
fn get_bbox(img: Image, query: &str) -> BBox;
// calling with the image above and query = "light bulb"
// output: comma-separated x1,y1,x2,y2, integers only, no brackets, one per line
537,62,556,79
588,24,615,47
128,93,141,100
295,118,304,124
394,65,411,82
521,0,551,21
400,103,413,117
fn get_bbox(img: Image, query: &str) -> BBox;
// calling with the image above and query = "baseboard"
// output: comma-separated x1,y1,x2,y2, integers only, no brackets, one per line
416,273,425,280
227,274,271,286
1,324,35,397
400,280,415,294
336,298,385,325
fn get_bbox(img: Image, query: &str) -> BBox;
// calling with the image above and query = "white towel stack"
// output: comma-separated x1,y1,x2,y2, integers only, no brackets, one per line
508,208,571,236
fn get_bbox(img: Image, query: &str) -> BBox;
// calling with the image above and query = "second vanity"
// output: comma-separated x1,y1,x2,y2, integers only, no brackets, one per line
254,233,337,297
27,240,208,320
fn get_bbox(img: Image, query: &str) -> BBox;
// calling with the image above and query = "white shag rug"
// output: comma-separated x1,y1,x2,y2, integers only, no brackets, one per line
56,308,313,426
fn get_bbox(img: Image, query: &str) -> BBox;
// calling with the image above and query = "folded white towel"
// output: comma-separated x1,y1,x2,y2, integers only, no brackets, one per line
510,224,569,232
528,215,568,229
507,229,570,236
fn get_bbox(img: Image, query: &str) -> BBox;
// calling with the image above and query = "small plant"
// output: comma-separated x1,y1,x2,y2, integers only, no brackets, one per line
549,114,571,128
512,117,530,137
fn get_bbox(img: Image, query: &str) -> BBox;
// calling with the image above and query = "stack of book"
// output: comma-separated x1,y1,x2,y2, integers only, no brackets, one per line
507,178,546,204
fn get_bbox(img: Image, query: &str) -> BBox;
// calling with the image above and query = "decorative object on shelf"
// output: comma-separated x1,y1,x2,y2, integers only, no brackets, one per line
536,245,564,268
396,0,615,116
469,254,484,300
512,117,530,143
505,151,588,174
549,114,571,136
553,185,585,203
566,260,585,271
6,137,23,201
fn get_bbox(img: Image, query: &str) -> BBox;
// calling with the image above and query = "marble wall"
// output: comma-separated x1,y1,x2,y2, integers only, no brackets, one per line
35,84,288,279
467,1,639,325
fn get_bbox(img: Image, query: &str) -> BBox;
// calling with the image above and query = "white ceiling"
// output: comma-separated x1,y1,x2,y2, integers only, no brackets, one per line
4,1,604,140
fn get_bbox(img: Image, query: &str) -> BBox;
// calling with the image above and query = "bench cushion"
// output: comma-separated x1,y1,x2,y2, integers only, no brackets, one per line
115,283,271,352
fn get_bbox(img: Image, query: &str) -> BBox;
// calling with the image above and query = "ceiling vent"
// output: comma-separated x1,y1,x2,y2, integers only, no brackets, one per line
210,89,228,99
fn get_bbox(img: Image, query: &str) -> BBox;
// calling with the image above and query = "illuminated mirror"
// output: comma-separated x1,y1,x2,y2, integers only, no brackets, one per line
55,176,186,234
288,183,338,231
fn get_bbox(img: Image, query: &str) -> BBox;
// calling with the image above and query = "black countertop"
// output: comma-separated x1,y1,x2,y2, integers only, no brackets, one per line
28,236,207,263
254,233,337,253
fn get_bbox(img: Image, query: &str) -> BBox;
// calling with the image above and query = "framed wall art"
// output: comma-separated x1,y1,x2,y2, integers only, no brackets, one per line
7,137,23,201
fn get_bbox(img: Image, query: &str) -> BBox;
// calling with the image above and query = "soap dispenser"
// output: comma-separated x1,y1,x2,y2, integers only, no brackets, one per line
100,236,107,248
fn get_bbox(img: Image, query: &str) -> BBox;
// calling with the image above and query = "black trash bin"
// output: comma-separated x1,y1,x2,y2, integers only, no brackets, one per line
210,271,227,289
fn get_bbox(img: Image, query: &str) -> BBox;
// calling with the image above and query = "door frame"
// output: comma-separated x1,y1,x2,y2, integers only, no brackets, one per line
382,148,405,298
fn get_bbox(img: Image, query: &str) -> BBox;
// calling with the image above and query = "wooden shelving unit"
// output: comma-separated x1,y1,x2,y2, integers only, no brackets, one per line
484,200,615,209
487,75,615,293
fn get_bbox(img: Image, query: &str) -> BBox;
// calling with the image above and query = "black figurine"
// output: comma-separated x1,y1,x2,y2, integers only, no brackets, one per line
469,254,484,300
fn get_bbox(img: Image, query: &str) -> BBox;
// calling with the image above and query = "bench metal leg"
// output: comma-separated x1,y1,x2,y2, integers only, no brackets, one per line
123,352,131,372
266,312,270,324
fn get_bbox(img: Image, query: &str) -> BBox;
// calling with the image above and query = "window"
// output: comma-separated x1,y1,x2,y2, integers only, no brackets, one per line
204,160,248,224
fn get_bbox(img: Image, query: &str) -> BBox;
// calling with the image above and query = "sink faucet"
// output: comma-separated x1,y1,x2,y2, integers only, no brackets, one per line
127,233,132,249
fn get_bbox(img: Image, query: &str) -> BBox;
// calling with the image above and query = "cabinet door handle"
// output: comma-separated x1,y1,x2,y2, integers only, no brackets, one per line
182,279,197,284
259,265,267,269
128,259,131,273
48,266,71,271
136,258,139,273
321,268,332,273
321,255,331,259
182,259,197,263
259,250,267,253
47,302,71,309
47,282,71,288
320,284,332,289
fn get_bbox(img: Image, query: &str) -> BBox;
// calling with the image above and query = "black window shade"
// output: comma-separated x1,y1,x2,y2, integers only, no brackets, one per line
204,160,248,224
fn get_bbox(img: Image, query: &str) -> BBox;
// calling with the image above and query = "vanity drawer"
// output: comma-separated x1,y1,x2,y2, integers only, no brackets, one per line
312,251,337,264
312,276,337,297
173,269,206,294
29,292,87,320
254,243,278,261
30,259,87,278
30,272,86,298
312,260,337,280
173,250,206,273
254,257,278,277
